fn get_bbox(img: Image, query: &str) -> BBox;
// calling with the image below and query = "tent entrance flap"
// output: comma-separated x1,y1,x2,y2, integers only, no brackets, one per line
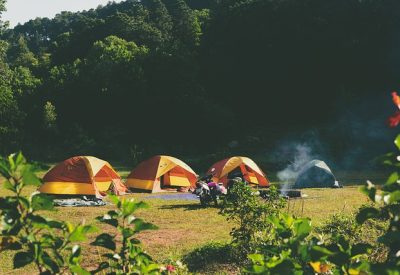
247,173,259,184
163,171,191,187
125,155,198,193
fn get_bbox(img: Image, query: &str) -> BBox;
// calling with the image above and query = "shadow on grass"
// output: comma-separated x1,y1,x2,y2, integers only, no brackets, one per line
182,242,238,273
159,203,218,211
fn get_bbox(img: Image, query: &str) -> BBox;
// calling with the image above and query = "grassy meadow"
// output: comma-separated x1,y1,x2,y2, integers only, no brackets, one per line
0,166,387,274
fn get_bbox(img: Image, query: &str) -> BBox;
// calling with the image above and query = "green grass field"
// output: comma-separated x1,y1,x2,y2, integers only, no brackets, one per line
0,168,387,274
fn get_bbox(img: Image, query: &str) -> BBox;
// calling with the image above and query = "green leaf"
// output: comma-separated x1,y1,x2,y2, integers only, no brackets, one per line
0,236,21,251
70,265,90,275
143,263,162,273
108,194,120,206
121,227,135,239
8,153,16,172
29,214,50,229
15,152,25,167
96,215,118,227
69,225,98,242
41,251,60,273
293,218,312,240
91,233,116,250
386,172,399,184
0,197,18,209
17,196,30,210
360,182,376,201
388,191,400,203
3,180,16,192
248,254,264,263
46,220,64,229
0,159,11,178
356,207,380,224
311,245,335,256
22,164,41,186
70,244,81,260
132,218,158,233
31,193,54,211
13,251,34,268
395,134,400,151
122,200,149,217
106,210,119,218
40,234,62,249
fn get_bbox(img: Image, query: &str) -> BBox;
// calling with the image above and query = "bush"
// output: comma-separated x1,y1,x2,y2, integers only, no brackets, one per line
0,152,166,274
0,152,95,274
220,183,285,261
317,211,389,265
91,195,160,274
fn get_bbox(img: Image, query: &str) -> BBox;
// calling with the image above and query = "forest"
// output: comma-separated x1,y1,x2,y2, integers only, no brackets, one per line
2,1,400,274
0,0,399,166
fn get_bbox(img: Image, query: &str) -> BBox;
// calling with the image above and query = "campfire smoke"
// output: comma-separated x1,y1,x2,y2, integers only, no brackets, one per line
276,144,317,195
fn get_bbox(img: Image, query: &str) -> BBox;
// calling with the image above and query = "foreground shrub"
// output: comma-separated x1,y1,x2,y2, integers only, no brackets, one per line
244,211,373,274
0,152,166,274
220,183,285,261
0,152,95,274
317,211,389,264
349,92,400,273
92,194,160,274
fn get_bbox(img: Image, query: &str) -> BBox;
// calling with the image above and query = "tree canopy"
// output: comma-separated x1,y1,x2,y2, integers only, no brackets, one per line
0,0,398,165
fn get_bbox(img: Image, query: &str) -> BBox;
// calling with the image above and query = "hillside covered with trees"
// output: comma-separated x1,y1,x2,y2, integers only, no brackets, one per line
0,0,399,164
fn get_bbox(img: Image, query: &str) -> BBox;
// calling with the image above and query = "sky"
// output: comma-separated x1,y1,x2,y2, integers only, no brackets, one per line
2,0,124,27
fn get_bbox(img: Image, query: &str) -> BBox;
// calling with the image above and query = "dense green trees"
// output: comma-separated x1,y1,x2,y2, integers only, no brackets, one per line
0,0,399,162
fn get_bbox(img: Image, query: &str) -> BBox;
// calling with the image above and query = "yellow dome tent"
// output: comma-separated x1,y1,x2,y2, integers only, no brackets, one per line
39,156,127,196
126,155,197,193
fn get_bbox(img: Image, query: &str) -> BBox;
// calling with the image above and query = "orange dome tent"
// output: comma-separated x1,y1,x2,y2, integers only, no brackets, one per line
207,156,269,188
126,155,197,192
39,156,127,196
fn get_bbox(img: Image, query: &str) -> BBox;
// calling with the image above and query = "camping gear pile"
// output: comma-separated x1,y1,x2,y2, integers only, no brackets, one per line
193,181,227,206
54,197,107,207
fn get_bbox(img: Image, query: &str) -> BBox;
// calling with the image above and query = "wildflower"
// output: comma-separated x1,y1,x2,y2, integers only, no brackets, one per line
166,264,175,272
392,91,400,109
388,111,400,127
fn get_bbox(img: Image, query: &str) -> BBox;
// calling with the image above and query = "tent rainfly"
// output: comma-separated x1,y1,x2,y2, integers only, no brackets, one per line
39,156,127,197
125,155,197,193
294,160,339,188
206,156,269,188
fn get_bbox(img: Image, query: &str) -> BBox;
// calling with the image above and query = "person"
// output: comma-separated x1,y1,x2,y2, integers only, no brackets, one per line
207,181,217,189
205,180,220,205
